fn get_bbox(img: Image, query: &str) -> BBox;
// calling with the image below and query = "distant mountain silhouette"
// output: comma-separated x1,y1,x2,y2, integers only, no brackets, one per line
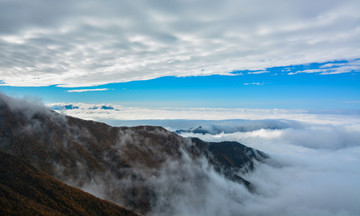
176,126,211,134
0,93,268,215
175,120,302,135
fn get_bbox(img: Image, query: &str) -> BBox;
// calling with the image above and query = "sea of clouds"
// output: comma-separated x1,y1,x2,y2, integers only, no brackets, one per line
180,126,359,213
150,119,360,216
47,102,360,216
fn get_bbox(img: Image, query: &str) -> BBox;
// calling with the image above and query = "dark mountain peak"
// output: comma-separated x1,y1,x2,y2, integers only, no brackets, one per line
176,126,211,135
191,138,269,171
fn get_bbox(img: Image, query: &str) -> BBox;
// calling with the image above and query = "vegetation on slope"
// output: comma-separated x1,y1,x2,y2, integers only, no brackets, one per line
0,150,138,216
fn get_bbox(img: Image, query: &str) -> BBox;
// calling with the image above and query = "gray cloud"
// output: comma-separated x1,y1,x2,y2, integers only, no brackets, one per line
0,0,359,87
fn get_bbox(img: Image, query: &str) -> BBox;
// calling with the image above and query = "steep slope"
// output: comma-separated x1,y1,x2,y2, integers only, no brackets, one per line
0,150,138,216
191,138,268,172
0,93,268,215
190,137,268,189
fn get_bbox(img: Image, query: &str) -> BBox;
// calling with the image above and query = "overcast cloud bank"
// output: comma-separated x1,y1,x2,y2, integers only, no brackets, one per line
1,0,359,87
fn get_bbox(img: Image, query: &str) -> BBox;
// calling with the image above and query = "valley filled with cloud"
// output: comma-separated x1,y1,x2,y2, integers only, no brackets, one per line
178,123,360,216
46,102,360,216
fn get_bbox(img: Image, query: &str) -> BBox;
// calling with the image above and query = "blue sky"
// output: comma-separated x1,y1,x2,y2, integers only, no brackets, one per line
1,60,359,110
0,0,359,111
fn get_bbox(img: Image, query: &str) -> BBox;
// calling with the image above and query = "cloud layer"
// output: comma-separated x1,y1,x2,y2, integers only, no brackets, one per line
177,121,360,216
47,102,360,127
47,102,360,216
4,93,360,215
0,0,359,87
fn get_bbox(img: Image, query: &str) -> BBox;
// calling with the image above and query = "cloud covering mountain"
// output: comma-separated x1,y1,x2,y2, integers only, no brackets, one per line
1,93,270,215
46,100,360,216
179,120,360,216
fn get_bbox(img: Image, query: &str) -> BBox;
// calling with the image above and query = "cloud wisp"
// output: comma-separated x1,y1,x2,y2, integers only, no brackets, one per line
244,82,264,86
67,88,109,93
0,0,359,87
247,71,269,75
289,59,360,75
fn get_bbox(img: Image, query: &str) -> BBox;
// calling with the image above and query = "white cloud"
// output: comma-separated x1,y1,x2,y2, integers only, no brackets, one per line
244,82,264,86
176,122,360,216
46,103,360,127
67,88,109,93
181,124,360,150
289,59,360,75
247,71,269,74
0,0,359,87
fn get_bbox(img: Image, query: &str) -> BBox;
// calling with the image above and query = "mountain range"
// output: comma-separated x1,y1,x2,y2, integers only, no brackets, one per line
0,93,268,215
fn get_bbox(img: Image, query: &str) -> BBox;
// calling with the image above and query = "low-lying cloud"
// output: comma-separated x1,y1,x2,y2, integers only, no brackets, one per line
176,121,360,216
54,101,359,215
3,93,360,215
180,124,360,150
47,102,360,126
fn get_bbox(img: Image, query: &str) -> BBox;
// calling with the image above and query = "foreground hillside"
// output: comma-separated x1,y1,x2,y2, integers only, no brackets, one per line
0,150,138,216
0,93,268,215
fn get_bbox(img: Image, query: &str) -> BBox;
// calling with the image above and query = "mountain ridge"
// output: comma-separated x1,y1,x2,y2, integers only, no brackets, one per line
0,93,268,215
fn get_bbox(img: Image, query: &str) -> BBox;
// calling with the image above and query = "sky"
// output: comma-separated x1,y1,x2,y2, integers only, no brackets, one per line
0,0,359,111
1,2,360,215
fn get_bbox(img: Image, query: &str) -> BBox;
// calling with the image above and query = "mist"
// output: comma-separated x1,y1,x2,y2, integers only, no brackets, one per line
73,117,360,216
175,121,360,216
2,93,360,215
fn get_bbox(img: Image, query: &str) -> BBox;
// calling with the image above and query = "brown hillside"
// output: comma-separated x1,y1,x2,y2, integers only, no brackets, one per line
0,150,138,216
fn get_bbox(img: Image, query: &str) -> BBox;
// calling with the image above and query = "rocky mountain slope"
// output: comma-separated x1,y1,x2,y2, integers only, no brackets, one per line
0,93,268,215
0,150,138,216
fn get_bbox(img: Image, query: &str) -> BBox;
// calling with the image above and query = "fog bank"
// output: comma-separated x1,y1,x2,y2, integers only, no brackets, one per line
177,122,360,216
